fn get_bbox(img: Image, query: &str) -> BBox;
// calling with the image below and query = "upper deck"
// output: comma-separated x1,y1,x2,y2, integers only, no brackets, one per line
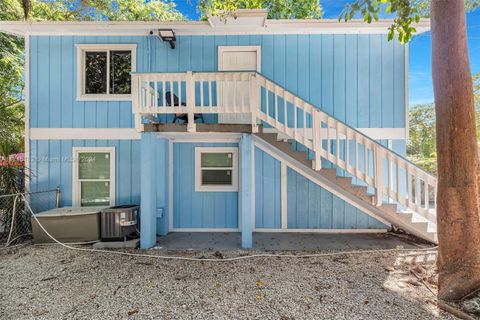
0,18,430,135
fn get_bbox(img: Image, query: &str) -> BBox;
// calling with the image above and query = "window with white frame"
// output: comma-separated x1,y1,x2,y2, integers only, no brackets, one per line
73,147,115,207
76,44,136,101
195,147,238,192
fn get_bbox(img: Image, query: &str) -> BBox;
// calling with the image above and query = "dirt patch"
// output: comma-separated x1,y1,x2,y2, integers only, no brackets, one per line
0,245,457,319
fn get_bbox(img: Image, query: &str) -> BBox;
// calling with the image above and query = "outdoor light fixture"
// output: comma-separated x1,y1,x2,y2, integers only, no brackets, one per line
152,29,176,49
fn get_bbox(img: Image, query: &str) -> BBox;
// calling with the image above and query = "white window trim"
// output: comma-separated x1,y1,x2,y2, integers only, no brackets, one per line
75,44,137,101
72,147,116,207
195,147,239,192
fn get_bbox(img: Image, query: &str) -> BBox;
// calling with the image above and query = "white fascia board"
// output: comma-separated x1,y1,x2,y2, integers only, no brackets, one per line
0,19,430,36
30,128,141,140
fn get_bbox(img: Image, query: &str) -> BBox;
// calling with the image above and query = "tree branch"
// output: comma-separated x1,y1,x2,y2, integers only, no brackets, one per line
0,100,23,110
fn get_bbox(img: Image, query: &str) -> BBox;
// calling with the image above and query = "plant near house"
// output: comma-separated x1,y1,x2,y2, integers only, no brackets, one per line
0,12,24,153
0,103,24,153
0,143,24,195
0,142,28,244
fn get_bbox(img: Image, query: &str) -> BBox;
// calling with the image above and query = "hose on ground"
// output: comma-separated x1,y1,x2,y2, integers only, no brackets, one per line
23,194,438,262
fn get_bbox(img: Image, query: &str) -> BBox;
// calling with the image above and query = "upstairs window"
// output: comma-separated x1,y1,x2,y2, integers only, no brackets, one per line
76,44,136,101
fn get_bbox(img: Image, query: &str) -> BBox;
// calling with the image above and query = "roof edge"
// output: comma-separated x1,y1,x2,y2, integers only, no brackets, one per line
0,18,431,37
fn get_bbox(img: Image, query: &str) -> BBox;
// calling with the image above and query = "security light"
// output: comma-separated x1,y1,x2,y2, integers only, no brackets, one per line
155,29,176,49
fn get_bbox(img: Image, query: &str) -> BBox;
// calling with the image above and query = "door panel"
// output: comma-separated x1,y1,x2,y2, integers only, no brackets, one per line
222,51,258,71
218,48,259,124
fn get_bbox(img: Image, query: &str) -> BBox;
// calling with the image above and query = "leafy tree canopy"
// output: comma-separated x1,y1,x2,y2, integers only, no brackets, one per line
198,0,323,20
1,0,184,21
339,0,479,43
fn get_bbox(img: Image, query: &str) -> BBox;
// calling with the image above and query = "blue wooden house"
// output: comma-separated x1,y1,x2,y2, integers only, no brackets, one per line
0,11,437,249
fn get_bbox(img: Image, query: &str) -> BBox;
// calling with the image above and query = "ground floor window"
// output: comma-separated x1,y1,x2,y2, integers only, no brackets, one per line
72,147,115,207
195,147,238,192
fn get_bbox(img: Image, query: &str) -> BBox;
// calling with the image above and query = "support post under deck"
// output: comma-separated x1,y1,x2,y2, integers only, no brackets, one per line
240,133,253,249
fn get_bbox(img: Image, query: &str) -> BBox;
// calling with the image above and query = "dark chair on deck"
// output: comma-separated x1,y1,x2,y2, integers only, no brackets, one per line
165,91,205,124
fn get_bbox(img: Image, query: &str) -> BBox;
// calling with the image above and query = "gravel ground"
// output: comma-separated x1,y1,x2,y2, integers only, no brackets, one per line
0,244,456,320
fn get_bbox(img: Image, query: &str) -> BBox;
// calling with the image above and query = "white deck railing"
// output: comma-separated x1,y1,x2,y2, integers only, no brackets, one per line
132,71,437,224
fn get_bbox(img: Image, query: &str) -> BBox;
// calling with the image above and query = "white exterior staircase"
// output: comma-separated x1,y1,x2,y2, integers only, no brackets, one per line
132,71,438,243
255,132,437,243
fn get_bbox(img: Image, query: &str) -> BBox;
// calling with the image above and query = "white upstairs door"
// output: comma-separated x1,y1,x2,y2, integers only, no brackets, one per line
218,46,261,124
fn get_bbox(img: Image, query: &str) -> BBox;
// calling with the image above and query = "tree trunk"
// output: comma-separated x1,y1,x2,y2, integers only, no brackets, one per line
431,0,480,301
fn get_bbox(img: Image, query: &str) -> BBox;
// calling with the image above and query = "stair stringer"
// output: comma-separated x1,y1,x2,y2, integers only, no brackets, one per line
253,134,436,243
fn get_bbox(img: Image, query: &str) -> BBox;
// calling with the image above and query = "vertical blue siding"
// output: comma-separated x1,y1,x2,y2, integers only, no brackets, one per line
357,36,370,128
381,37,395,128
333,35,346,122
155,138,169,236
253,148,387,230
394,40,406,128
370,36,382,128
287,168,387,229
172,142,238,229
30,34,406,131
254,148,281,229
29,31,408,233
29,140,140,206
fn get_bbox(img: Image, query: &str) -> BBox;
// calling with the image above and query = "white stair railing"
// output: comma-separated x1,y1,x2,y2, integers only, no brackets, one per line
253,73,437,224
132,71,437,225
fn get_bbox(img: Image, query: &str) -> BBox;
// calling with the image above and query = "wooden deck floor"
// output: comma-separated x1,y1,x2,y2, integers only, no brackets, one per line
143,123,260,133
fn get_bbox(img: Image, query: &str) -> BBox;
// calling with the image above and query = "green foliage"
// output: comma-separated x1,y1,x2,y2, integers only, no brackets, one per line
1,0,184,21
339,0,479,44
339,0,421,43
198,0,323,20
407,104,437,174
0,104,24,151
408,78,480,175
465,0,480,11
0,31,24,151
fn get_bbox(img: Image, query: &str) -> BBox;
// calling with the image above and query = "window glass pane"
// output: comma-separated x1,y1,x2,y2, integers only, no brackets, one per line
110,50,132,94
201,153,233,167
78,152,110,179
81,181,110,207
202,169,232,185
85,51,107,94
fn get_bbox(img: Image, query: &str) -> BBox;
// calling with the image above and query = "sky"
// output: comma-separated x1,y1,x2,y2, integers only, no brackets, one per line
173,0,480,107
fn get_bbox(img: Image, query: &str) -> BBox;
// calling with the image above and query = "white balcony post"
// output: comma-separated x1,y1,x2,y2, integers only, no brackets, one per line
186,71,196,132
312,109,322,171
132,75,143,132
250,74,259,133
374,145,384,206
